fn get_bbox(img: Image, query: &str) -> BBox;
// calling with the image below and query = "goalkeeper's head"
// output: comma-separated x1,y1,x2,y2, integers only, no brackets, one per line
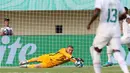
66,45,74,55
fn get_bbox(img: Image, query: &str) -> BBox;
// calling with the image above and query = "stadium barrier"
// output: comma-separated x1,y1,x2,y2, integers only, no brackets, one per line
0,35,130,67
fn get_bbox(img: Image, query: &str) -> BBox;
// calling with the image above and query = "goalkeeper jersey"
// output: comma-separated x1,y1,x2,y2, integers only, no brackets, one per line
49,48,72,66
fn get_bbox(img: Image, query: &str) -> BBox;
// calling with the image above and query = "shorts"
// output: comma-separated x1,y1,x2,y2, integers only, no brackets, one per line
121,36,130,48
93,23,121,50
37,54,54,68
93,35,121,51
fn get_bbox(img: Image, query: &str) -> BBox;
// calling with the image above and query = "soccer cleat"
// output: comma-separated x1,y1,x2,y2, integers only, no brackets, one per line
20,65,28,68
103,62,113,67
19,61,28,65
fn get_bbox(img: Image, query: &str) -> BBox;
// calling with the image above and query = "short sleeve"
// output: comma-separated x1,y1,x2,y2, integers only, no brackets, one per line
95,0,102,9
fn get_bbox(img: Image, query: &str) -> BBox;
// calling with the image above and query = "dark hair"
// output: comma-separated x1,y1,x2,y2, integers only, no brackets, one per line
67,45,73,48
124,7,128,12
4,18,10,21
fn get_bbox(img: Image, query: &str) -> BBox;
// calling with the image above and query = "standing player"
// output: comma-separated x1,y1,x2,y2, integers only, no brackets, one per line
0,18,13,35
104,7,130,67
19,45,84,68
87,0,129,73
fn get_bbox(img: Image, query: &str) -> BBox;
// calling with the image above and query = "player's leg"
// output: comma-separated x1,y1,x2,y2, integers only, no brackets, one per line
20,63,44,68
104,39,127,67
107,46,113,63
90,35,110,73
27,58,38,63
20,57,38,65
103,46,113,67
110,37,129,73
90,46,94,60
20,54,45,65
90,46,102,73
121,36,130,51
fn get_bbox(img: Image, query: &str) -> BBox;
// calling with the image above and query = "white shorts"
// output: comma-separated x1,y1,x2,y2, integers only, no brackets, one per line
93,23,121,52
121,36,130,48
93,35,121,51
107,36,130,54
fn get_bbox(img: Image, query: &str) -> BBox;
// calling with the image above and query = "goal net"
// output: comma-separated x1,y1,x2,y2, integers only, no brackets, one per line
0,0,129,67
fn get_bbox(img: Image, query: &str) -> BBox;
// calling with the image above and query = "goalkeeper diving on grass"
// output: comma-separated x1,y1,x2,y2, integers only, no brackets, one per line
19,45,84,68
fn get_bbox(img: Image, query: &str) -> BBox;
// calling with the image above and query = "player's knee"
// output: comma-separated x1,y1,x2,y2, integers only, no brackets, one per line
35,64,43,68
93,60,100,65
107,50,113,54
113,50,120,53
107,53,112,55
94,47,102,53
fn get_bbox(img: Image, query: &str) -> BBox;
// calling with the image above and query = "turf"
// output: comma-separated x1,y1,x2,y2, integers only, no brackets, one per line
0,66,130,73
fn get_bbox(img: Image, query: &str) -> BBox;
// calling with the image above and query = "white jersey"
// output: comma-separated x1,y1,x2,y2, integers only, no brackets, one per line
122,15,130,37
95,0,125,37
1,27,13,35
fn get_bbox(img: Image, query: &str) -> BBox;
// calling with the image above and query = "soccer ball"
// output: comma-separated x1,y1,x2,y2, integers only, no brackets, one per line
75,60,84,68
3,28,12,35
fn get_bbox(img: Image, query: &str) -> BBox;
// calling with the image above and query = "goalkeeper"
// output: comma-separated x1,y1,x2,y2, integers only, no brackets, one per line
20,45,83,68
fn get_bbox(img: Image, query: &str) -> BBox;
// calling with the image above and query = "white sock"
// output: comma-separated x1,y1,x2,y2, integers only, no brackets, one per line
90,46,94,60
93,48,101,73
113,52,129,73
106,46,112,63
107,53,112,63
93,63,101,73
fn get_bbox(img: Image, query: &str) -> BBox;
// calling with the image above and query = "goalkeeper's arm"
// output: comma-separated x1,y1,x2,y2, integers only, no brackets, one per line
70,57,84,63
70,57,77,63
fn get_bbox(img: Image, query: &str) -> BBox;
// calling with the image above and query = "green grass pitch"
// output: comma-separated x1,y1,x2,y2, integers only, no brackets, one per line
0,66,130,73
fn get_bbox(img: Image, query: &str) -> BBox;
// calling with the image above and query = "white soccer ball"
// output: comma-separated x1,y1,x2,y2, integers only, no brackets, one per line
3,28,12,35
75,60,84,68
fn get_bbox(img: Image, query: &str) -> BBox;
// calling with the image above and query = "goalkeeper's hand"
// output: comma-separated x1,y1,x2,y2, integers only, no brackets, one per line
70,57,84,63
75,58,84,62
